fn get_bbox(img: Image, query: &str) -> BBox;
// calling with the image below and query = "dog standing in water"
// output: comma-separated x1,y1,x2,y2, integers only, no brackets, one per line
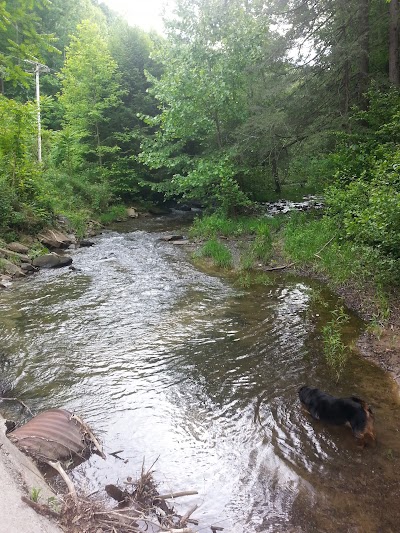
298,386,375,445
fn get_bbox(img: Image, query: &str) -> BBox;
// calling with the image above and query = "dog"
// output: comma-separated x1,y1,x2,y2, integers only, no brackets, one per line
298,386,375,445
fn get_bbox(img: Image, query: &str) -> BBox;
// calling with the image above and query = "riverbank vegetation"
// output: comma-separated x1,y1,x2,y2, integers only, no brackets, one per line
0,1,399,316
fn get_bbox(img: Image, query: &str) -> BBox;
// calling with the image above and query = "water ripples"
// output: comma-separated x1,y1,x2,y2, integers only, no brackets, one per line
1,219,400,532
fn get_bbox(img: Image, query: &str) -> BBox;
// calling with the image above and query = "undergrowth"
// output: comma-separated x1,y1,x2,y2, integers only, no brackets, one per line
284,212,397,319
189,213,283,239
99,204,127,224
193,238,233,269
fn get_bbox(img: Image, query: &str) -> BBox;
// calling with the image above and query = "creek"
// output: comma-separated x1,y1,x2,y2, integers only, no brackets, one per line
1,214,400,533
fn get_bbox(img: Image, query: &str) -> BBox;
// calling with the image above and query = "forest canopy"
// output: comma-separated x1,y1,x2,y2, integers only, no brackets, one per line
0,0,399,270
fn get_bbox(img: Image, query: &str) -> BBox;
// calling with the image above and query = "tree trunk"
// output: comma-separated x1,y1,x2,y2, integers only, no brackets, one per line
342,58,351,128
357,0,370,102
272,152,281,194
214,109,223,149
389,0,400,86
95,121,103,167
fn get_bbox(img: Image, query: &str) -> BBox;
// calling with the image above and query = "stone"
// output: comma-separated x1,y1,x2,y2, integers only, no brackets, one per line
6,242,29,254
79,239,95,247
32,253,73,269
57,255,73,267
38,229,73,249
0,248,30,263
127,207,139,218
148,206,171,215
0,276,13,289
1,259,25,278
20,263,37,273
172,240,190,245
160,235,184,242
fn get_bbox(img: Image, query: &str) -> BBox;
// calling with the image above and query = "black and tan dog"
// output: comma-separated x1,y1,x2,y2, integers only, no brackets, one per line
298,386,375,444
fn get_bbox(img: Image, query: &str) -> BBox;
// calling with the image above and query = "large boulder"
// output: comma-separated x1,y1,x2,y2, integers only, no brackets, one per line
32,253,73,269
38,229,75,249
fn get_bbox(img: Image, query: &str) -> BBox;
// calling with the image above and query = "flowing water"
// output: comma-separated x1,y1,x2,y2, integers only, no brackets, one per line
1,214,400,533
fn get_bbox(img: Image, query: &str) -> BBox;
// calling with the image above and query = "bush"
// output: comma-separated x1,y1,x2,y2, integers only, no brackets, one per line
326,172,400,258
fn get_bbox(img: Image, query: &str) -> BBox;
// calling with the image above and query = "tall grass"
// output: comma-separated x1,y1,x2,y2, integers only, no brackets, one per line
189,213,283,239
321,307,350,382
193,238,233,269
99,204,127,224
284,212,399,292
190,214,280,271
251,222,273,262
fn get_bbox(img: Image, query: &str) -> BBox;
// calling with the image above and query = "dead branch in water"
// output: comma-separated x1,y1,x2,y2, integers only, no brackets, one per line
48,460,77,501
23,456,203,533
314,236,335,259
157,491,199,500
179,504,199,527
263,262,295,271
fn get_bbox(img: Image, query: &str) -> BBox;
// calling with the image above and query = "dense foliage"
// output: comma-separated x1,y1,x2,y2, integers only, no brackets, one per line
0,0,399,288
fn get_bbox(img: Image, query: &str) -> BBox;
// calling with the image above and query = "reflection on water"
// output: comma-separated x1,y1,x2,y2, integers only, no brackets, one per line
0,215,400,533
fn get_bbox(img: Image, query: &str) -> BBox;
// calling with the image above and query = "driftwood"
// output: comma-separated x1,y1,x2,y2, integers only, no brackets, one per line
70,413,106,459
263,262,295,272
48,460,77,501
21,459,204,533
314,236,335,259
157,491,199,500
58,468,200,532
179,504,198,527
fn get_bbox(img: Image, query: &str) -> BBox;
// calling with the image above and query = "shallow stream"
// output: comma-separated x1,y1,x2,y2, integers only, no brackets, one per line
1,215,400,532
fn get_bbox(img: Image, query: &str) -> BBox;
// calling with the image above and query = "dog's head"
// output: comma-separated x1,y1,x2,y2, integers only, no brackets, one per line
298,385,313,405
356,404,376,446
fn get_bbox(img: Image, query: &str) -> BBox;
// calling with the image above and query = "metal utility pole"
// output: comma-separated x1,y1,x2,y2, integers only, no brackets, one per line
24,60,50,162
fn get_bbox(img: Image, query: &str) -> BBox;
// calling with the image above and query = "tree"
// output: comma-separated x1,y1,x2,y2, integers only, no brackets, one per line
58,19,123,169
0,0,58,93
139,0,273,211
106,18,161,200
